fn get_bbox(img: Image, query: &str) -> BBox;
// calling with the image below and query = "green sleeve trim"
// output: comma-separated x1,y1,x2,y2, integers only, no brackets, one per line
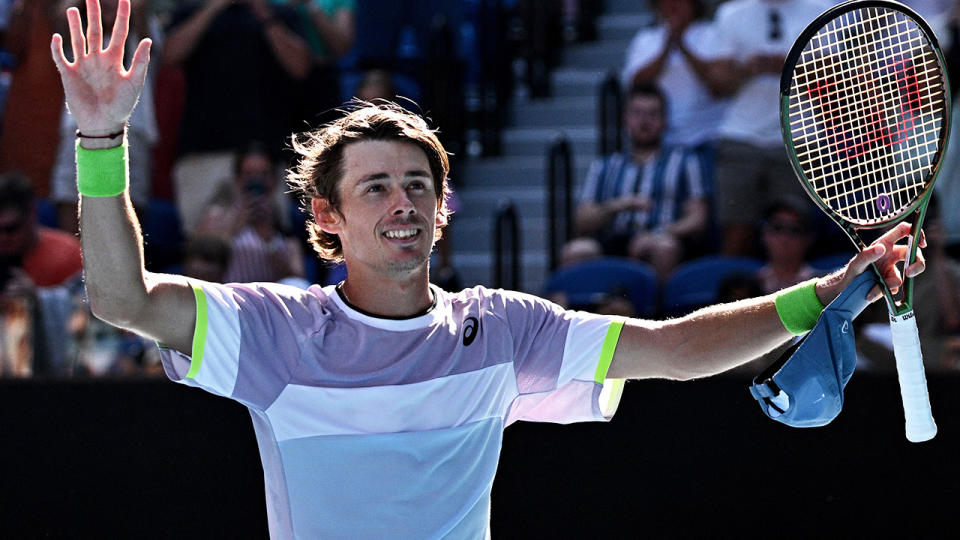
774,278,825,335
75,139,128,197
186,285,208,379
594,319,625,384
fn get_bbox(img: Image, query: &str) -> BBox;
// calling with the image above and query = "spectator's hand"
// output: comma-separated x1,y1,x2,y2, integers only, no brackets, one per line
744,53,785,76
245,0,274,23
815,222,927,305
1,268,37,301
50,0,151,136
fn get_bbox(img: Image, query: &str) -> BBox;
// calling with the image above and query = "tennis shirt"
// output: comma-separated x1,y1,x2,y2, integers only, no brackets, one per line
158,281,626,538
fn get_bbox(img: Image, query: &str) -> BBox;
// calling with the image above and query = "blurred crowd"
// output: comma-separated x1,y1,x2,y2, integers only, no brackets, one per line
2,0,960,377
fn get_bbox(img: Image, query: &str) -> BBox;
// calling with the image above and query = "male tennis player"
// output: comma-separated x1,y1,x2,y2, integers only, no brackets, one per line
53,1,926,537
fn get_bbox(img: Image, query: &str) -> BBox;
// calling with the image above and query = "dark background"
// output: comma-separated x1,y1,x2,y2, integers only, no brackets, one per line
2,373,958,538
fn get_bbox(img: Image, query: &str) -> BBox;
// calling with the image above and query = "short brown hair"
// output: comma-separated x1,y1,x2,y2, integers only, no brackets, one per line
288,101,453,262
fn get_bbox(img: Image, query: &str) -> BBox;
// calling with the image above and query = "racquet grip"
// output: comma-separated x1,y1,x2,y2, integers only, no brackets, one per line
890,311,937,442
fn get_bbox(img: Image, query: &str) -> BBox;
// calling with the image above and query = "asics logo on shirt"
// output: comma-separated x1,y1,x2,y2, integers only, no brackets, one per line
463,317,479,346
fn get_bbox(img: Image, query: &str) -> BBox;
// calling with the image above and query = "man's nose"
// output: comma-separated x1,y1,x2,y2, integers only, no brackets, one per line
391,188,417,215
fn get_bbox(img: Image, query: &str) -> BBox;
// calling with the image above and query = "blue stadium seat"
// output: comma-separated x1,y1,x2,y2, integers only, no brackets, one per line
35,198,59,228
663,256,764,316
544,257,659,317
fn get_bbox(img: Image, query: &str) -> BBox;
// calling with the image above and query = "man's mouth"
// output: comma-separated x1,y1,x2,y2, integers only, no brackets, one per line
383,228,420,240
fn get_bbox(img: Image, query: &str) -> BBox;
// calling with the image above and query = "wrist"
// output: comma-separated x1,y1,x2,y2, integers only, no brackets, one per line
77,124,127,150
775,278,826,335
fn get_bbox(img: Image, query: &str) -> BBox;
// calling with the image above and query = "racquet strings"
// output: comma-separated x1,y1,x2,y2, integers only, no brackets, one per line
786,6,946,226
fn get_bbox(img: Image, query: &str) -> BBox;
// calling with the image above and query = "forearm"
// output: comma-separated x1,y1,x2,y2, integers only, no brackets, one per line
307,7,354,58
664,201,708,238
678,43,727,96
79,188,150,326
575,203,616,236
706,58,743,96
162,3,223,67
263,22,311,79
608,294,793,380
629,47,669,87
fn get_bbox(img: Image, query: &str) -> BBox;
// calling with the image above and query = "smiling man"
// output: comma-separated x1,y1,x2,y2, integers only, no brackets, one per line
52,1,928,538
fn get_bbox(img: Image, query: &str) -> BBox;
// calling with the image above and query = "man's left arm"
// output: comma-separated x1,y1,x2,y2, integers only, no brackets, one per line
607,223,926,380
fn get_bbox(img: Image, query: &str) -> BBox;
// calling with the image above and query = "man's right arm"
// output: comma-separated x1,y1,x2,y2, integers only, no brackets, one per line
53,0,197,354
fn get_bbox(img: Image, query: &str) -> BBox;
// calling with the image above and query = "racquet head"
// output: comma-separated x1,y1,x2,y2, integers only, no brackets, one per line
780,0,950,236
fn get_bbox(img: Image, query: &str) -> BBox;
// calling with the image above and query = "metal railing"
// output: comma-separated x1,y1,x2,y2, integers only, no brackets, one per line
493,200,521,290
598,71,622,156
547,136,573,271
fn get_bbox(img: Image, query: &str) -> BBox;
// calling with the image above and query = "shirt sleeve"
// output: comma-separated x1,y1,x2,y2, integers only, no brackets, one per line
158,281,320,410
499,291,626,426
621,27,666,86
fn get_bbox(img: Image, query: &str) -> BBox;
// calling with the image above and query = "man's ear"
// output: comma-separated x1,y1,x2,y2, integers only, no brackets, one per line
312,197,343,234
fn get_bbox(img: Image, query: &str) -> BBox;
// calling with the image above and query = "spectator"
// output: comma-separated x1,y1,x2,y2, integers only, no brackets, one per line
277,0,356,125
708,0,827,256
0,172,81,288
163,0,312,234
355,68,396,102
49,0,162,234
196,141,305,284
182,233,232,283
0,171,82,377
566,83,710,280
0,1,66,198
755,200,819,294
622,0,726,159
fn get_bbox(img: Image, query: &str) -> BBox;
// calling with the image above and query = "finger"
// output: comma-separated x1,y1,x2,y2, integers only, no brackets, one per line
109,0,130,57
86,0,103,54
67,7,85,61
906,248,926,278
127,38,152,83
919,228,927,249
847,243,885,275
867,284,884,303
876,221,914,245
51,34,69,70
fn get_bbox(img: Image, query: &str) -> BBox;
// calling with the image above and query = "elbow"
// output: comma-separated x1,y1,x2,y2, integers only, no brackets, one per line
85,284,148,329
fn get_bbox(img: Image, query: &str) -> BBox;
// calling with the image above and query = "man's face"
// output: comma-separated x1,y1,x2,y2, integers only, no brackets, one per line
0,208,31,257
237,152,276,195
624,95,665,148
315,140,442,277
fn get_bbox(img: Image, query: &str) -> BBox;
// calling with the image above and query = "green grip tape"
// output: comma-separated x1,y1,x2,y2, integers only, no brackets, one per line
76,140,128,197
775,278,825,335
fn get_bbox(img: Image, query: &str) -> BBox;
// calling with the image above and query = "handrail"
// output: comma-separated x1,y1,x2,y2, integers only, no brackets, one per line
598,71,622,156
493,200,521,290
547,136,573,271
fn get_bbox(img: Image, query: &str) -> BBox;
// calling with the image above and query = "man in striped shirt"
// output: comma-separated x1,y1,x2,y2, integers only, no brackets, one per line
572,83,710,280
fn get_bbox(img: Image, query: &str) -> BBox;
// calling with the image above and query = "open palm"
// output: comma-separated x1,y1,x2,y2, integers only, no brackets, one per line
50,0,151,135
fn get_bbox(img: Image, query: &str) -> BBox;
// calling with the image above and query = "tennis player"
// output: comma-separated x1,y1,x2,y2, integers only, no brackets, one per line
52,1,926,537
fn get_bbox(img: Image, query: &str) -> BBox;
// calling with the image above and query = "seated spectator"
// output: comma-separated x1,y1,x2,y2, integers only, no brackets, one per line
566,83,709,280
0,172,81,288
182,234,232,283
356,68,396,102
755,200,819,294
196,142,305,284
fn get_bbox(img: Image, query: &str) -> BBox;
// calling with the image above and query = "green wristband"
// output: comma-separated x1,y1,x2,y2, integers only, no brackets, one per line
775,278,825,335
75,139,128,197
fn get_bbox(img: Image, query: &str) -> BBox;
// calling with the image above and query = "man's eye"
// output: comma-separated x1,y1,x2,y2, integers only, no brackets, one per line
408,181,426,190
367,184,384,193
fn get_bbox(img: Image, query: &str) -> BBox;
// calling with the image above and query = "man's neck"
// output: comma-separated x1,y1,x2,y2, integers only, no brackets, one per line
340,265,434,318
630,143,660,164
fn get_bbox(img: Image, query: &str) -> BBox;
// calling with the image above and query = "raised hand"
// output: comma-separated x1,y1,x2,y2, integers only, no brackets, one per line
50,0,151,138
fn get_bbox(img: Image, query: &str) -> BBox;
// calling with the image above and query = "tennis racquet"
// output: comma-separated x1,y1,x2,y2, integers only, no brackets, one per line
780,0,950,442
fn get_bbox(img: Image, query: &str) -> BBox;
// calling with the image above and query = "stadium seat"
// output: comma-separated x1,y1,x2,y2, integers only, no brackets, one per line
810,252,854,273
544,257,659,317
662,256,764,316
